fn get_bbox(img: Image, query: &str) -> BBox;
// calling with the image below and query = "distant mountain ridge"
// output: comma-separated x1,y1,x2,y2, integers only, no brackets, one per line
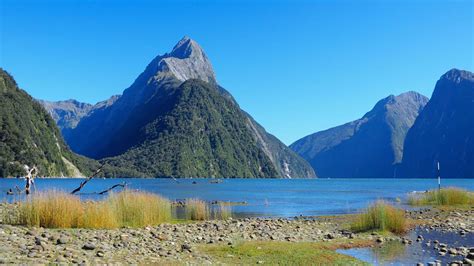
46,37,315,178
291,91,428,178
39,99,93,130
400,69,474,178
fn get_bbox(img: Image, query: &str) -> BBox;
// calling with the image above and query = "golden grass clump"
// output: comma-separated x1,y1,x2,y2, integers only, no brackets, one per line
17,190,172,229
408,187,474,206
212,202,232,220
185,198,210,220
351,201,406,234
107,190,172,227
79,201,119,229
19,191,83,228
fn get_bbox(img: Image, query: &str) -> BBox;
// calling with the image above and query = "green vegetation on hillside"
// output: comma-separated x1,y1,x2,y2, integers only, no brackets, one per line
290,92,428,178
102,79,280,178
0,69,98,177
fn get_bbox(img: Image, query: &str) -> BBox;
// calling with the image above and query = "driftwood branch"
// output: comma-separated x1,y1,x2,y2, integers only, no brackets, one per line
74,182,127,195
98,182,127,195
71,165,104,195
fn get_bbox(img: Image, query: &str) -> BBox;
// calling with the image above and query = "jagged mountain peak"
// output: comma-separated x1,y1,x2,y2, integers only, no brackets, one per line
169,36,205,60
363,91,428,119
160,36,216,84
291,91,428,178
441,68,474,83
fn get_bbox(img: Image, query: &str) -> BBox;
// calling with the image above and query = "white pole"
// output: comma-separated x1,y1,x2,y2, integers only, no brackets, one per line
437,161,441,191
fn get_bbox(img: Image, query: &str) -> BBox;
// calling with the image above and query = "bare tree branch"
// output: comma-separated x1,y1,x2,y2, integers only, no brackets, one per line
98,182,127,195
71,165,104,195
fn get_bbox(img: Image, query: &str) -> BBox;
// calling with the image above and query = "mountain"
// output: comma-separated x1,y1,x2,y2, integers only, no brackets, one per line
0,69,99,177
39,99,93,130
400,69,474,178
39,96,120,142
62,37,315,178
290,91,428,178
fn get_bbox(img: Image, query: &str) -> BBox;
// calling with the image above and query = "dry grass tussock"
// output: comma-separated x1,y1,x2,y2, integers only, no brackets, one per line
351,201,407,234
11,190,231,228
408,187,474,206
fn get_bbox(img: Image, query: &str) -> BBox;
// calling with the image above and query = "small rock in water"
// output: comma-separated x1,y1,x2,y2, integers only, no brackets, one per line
448,248,457,255
463,258,474,265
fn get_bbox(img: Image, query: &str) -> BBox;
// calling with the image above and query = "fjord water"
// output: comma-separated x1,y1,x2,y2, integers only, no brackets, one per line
1,178,472,217
338,228,474,265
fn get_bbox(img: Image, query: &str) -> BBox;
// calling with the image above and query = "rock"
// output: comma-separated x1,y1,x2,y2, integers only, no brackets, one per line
326,233,335,239
34,237,42,245
56,237,68,245
257,261,264,264
448,248,457,255
26,230,37,236
96,251,104,257
82,243,96,250
181,244,192,252
463,258,474,265
376,237,384,243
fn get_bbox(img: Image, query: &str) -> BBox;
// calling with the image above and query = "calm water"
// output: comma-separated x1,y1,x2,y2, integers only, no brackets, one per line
0,178,473,217
338,229,474,265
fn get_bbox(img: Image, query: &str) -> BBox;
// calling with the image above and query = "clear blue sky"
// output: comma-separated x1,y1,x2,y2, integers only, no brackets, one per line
1,0,472,145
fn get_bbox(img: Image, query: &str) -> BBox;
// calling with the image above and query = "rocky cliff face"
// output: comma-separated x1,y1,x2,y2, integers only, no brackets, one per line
400,69,474,178
59,37,315,178
291,91,428,178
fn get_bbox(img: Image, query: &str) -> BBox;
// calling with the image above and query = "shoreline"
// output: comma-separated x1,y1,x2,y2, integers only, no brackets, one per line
0,203,472,264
